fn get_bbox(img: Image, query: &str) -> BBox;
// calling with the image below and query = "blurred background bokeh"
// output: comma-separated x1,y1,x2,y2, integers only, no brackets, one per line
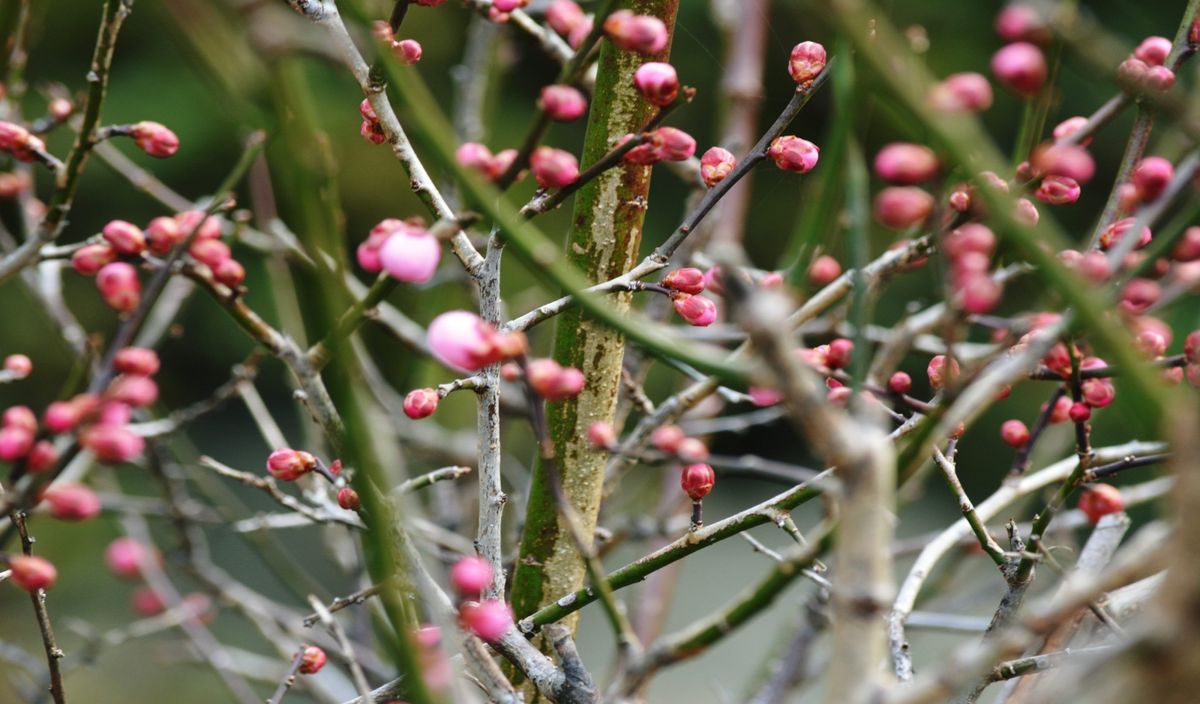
0,0,1195,702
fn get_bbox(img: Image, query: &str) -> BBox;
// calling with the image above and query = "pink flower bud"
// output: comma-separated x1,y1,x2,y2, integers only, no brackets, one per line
826,338,853,369
42,483,102,521
1017,196,1040,225
633,62,679,107
654,127,696,161
672,294,717,326
1034,175,1081,205
213,258,246,288
788,41,827,85
676,437,709,462
189,239,232,269
767,135,819,173
1067,402,1092,423
1031,143,1095,183
391,38,423,64
1081,378,1116,408
888,371,912,394
530,146,579,189
620,133,661,166
337,487,361,510
105,537,153,579
526,359,585,401
459,599,513,641
808,255,841,287
874,143,939,184
107,374,158,408
928,71,994,113
1079,484,1124,523
175,210,222,240
1000,419,1030,448
130,121,180,158
131,585,166,616
1188,364,1200,389
1099,217,1152,251
539,85,587,124
96,262,141,313
652,425,685,453
587,421,617,449
71,243,117,276
361,119,387,144
380,225,441,283
681,463,715,501
27,441,58,474
298,646,327,675
1076,250,1111,283
1052,116,1091,145
266,448,317,481
3,354,31,379
661,267,705,294
7,555,56,592
748,387,783,407
873,187,934,229
4,405,36,433
603,10,668,55
1185,330,1200,364
943,224,997,260
1143,65,1176,92
80,424,144,464
357,241,383,272
546,1,586,36
403,388,439,419
1173,227,1200,262
991,42,1047,96
995,4,1049,44
1136,329,1168,358
1119,277,1161,315
1134,36,1172,66
956,273,1003,314
1132,156,1173,201
699,146,736,188
927,354,960,390
567,17,593,49
428,311,498,371
145,216,183,254
0,426,33,461
43,402,79,434
102,220,146,255
456,143,496,180
450,556,493,596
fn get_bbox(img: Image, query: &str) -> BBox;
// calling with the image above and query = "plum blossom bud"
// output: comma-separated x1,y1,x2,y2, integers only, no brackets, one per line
700,147,736,187
873,187,934,229
1053,116,1092,145
928,72,994,112
175,210,222,240
214,258,246,288
450,556,493,596
567,18,593,49
655,127,696,161
944,224,996,259
1081,378,1116,408
547,1,586,36
336,487,360,511
131,586,166,616
588,421,617,449
298,646,327,675
391,39,423,64
7,555,56,592
676,437,709,462
995,4,1049,44
620,134,661,166
1173,227,1200,262
991,42,1047,96
71,243,117,276
927,354,960,390
145,216,183,254
808,255,841,287
526,359,585,401
1017,197,1040,224
540,84,588,121
1099,218,1152,251
81,424,144,464
27,441,58,474
427,311,508,371
403,388,439,419
661,268,705,295
266,448,318,481
1079,484,1124,523
1144,65,1176,92
1000,419,1030,448
108,374,158,408
1185,330,1200,364
680,463,715,501
530,147,579,188
874,143,938,184
652,425,685,453
1117,57,1150,89
603,10,668,54
102,220,146,255
115,347,160,378
456,142,495,179
1034,175,1081,205
1068,402,1092,422
633,62,678,106
788,41,827,85
3,354,31,379
1132,156,1173,201
460,599,512,641
767,136,819,173
380,224,441,283
189,239,231,269
826,338,853,369
96,262,141,313
105,537,153,579
3,406,36,433
1031,143,1095,183
748,387,783,407
1076,250,1111,283
42,483,101,521
888,371,912,394
0,426,33,461
1119,277,1161,315
1134,36,1172,66
957,273,1003,314
672,294,717,326
130,121,180,158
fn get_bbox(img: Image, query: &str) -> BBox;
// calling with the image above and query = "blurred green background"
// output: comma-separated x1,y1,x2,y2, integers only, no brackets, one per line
0,0,1196,702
